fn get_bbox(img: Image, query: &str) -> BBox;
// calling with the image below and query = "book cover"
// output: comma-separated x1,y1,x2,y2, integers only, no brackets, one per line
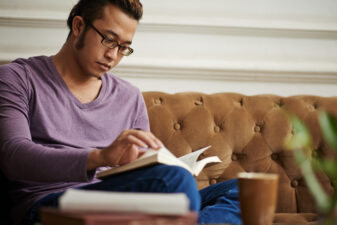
59,189,190,215
41,207,198,225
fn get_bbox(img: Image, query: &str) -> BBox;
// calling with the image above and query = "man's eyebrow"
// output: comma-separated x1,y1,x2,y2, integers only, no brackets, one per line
105,29,132,45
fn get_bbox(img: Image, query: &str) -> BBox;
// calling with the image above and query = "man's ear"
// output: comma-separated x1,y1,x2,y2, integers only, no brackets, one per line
72,16,85,38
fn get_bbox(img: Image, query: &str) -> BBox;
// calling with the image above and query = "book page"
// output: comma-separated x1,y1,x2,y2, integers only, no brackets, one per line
137,147,191,172
138,146,177,160
59,189,190,215
192,156,221,176
178,146,221,176
155,146,194,173
178,146,212,167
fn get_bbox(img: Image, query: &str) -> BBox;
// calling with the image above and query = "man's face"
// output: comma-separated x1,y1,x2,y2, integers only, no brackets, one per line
73,4,138,78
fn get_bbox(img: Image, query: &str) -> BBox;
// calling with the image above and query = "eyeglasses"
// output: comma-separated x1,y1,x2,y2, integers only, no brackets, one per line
84,19,134,56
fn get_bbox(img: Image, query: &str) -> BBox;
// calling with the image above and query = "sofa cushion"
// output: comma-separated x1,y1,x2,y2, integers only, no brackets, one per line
273,213,317,224
143,92,336,214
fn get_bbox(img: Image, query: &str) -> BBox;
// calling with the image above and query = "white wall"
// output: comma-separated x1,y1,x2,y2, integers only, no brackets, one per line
0,0,337,96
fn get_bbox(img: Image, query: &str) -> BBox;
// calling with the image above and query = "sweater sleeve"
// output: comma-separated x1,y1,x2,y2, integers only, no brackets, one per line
132,89,150,132
0,63,94,183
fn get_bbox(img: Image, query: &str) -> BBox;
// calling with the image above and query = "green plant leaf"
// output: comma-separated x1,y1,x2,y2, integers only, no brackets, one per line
319,111,337,151
312,158,337,182
294,150,331,212
284,115,313,159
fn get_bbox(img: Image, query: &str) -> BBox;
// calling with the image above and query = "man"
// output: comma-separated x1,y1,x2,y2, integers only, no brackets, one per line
0,1,241,225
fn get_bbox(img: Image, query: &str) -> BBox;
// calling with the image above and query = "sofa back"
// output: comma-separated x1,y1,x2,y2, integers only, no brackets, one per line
143,92,337,214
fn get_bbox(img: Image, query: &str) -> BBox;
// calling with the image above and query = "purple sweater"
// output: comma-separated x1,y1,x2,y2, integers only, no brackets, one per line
0,56,150,225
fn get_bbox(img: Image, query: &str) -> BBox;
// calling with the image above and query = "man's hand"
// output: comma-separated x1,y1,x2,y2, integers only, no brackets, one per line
87,130,163,171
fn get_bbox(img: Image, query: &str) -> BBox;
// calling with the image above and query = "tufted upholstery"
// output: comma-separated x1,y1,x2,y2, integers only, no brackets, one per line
143,92,337,224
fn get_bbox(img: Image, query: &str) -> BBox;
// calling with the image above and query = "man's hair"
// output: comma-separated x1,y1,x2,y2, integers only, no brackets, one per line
67,0,143,38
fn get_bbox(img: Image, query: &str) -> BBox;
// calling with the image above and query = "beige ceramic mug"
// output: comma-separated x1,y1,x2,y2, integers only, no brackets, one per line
238,172,279,225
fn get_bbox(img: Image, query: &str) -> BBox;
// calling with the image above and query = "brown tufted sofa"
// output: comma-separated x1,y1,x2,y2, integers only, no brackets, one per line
142,91,337,225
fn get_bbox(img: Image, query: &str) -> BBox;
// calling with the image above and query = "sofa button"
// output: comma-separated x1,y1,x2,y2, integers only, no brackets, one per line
210,179,217,185
239,98,244,106
231,154,238,161
291,179,299,188
271,153,278,160
174,123,181,130
254,125,261,132
154,98,162,104
214,126,221,133
277,99,284,107
195,100,203,106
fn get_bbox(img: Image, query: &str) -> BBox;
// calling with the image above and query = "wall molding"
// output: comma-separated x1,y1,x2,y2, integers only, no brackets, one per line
1,14,336,84
138,22,337,39
0,16,66,28
1,15,337,39
113,64,337,84
0,60,335,84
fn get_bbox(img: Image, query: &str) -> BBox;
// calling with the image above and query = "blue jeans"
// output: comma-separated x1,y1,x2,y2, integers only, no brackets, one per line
24,165,241,224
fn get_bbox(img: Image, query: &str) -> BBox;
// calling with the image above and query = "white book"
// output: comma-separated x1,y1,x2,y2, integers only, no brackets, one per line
96,146,221,179
59,189,190,215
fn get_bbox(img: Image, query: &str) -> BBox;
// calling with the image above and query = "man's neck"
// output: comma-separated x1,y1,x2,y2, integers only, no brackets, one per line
52,43,103,104
54,43,98,84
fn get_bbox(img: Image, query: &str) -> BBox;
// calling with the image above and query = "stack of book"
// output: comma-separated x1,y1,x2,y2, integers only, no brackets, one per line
41,189,198,225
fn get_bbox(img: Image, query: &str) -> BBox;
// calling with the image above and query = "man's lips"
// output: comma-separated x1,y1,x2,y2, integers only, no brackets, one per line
97,62,111,71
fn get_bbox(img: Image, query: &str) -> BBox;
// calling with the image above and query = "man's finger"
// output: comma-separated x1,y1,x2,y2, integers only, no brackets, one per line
127,130,161,149
119,144,139,165
126,134,148,148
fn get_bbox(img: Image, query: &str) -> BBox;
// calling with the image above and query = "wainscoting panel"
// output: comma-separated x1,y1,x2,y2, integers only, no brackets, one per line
0,0,336,96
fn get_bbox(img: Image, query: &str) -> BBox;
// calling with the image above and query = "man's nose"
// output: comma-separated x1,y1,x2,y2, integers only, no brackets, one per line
105,46,119,60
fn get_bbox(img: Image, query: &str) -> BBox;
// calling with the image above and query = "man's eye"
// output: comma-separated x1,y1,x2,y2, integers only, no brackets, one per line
120,46,128,50
105,39,116,44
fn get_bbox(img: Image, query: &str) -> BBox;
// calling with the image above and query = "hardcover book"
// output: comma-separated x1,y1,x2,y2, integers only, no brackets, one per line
41,207,198,225
59,189,190,215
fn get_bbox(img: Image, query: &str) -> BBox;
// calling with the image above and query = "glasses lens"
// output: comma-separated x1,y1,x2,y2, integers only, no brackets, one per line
102,39,133,56
119,47,133,56
102,39,118,48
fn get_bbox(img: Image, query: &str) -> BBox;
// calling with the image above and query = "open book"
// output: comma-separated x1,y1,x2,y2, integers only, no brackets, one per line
97,146,221,179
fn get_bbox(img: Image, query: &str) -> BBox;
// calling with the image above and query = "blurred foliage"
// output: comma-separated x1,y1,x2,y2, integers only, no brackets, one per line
284,111,337,225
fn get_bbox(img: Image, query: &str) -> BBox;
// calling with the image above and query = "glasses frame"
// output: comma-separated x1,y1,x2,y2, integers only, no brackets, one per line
83,18,134,56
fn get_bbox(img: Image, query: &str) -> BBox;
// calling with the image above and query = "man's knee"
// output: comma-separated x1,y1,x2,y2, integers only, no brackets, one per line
154,165,201,211
151,165,195,188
